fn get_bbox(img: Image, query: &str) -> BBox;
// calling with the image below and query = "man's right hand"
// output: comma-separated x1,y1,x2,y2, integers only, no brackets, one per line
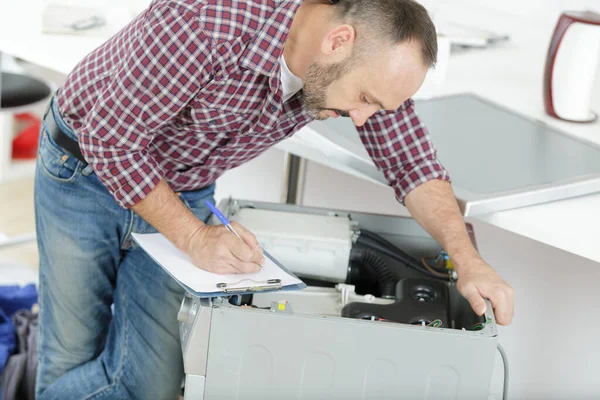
185,222,264,274
132,179,264,275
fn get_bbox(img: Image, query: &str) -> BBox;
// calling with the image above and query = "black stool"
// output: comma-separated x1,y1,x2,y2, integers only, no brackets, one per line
0,70,53,182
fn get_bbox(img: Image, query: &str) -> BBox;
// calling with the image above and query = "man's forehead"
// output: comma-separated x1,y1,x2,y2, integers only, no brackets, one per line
358,52,427,110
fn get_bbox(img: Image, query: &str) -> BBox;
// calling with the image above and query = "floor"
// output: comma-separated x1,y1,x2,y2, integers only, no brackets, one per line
0,177,39,284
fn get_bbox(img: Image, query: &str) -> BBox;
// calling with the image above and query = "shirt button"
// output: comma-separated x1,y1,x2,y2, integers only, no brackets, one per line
270,106,277,113
209,120,216,126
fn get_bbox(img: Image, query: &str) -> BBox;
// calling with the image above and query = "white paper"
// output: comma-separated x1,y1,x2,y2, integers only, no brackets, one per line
132,232,303,294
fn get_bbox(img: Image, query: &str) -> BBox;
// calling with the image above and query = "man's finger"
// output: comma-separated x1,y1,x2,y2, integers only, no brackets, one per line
208,262,243,275
232,260,261,274
226,239,263,266
462,285,487,316
228,236,255,262
229,223,264,265
231,222,260,249
490,287,514,326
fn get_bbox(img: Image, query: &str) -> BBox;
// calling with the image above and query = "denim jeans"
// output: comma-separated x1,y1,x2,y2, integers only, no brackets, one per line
34,98,216,399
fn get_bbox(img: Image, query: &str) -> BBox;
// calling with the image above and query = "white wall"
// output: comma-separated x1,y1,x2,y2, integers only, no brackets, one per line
214,148,287,205
300,159,410,216
470,219,600,400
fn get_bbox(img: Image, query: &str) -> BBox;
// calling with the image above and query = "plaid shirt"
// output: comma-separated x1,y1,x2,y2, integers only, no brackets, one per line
56,0,450,208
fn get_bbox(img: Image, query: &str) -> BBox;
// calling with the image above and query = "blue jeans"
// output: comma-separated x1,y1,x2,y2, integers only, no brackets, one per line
34,99,216,399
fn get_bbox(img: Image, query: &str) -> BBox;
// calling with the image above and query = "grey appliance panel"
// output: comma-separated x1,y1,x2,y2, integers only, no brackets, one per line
224,198,447,259
180,199,500,400
315,93,600,215
203,307,497,400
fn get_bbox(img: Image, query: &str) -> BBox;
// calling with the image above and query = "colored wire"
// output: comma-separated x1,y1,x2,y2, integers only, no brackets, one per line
471,322,485,331
421,257,451,278
422,255,447,272
427,319,443,327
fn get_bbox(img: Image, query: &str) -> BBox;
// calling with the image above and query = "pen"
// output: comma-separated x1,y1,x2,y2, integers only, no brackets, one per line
205,200,263,269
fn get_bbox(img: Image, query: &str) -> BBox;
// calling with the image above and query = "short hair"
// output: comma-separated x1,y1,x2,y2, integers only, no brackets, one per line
332,0,438,67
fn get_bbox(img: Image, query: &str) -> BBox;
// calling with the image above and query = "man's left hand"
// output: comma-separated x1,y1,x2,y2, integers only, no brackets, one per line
455,258,514,326
403,179,514,326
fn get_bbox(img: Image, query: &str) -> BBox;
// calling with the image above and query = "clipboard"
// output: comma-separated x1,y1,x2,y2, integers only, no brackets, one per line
131,233,306,298
217,278,282,293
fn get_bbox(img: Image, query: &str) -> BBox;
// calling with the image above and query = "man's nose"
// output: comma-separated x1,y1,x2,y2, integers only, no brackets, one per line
350,105,379,127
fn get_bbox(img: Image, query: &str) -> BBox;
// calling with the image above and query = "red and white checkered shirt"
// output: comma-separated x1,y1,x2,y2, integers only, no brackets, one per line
56,0,450,208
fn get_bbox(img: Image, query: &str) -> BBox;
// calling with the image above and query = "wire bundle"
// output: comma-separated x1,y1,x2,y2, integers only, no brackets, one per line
356,229,451,281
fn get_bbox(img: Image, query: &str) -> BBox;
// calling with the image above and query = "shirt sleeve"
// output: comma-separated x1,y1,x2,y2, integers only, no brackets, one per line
356,98,451,205
78,4,213,208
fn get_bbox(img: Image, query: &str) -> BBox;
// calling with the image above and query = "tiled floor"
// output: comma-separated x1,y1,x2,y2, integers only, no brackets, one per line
0,177,39,284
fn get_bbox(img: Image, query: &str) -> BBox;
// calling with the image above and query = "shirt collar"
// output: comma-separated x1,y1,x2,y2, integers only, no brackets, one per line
239,0,303,85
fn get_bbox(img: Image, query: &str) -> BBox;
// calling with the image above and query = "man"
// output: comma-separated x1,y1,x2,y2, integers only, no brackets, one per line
34,0,514,398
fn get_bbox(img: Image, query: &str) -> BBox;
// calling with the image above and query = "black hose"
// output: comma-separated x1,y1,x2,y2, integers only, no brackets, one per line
356,234,449,280
351,248,396,298
360,229,419,266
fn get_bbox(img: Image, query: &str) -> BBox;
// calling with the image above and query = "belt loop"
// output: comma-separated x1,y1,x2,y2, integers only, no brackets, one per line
43,94,53,119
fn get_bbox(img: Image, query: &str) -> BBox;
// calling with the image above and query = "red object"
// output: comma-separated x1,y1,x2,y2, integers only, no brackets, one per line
543,11,600,123
11,112,41,160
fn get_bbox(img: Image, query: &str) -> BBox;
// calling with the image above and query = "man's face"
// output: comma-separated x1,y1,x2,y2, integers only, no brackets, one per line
302,40,429,127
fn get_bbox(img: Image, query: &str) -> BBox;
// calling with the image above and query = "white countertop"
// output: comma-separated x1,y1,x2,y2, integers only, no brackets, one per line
2,0,600,262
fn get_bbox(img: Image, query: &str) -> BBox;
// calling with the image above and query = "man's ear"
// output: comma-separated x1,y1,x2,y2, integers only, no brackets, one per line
320,24,356,57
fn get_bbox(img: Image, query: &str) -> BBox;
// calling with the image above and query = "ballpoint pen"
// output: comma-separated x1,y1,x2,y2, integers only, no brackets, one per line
205,200,264,269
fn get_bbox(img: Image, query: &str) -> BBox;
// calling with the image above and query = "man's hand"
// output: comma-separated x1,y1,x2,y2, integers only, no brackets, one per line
404,179,515,325
186,222,264,274
455,257,514,325
132,179,264,275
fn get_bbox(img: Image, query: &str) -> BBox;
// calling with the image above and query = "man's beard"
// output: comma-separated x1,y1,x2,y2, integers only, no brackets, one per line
302,57,353,119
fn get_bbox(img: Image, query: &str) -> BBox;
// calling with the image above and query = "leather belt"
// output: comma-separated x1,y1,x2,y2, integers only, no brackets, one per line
43,108,87,164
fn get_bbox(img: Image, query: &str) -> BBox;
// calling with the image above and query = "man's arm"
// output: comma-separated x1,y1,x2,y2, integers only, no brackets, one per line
357,99,514,325
76,4,262,273
404,179,514,325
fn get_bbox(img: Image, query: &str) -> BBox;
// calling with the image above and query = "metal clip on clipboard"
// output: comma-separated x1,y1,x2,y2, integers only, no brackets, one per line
216,279,282,293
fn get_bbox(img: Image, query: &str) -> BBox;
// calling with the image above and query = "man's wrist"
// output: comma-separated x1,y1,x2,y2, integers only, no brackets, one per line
179,220,206,254
449,249,482,274
132,179,207,254
443,222,483,275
